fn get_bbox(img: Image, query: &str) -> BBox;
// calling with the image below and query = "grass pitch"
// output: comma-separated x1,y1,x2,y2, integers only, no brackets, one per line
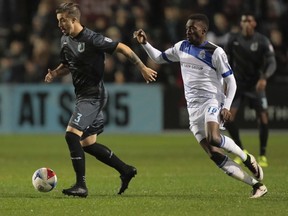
0,131,287,216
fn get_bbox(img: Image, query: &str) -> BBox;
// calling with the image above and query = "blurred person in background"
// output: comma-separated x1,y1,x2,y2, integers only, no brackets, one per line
269,28,288,83
0,40,27,82
44,2,157,197
207,12,230,48
224,12,276,167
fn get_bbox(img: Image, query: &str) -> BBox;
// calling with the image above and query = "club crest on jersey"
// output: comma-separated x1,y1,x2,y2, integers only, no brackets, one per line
250,42,258,51
198,50,206,59
78,42,85,52
104,37,113,43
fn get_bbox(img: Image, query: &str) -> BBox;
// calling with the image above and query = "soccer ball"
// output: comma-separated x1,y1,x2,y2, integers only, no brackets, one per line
32,167,57,192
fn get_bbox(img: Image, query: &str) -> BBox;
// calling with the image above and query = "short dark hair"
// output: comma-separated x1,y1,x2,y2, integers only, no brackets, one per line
188,14,209,31
56,2,81,20
241,11,256,18
240,11,257,23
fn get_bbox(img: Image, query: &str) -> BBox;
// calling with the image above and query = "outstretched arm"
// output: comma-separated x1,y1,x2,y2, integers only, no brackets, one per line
115,42,157,83
45,63,70,83
134,29,168,64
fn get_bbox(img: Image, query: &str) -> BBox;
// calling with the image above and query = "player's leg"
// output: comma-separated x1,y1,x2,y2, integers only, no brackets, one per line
62,126,88,197
81,133,137,194
206,120,263,181
205,103,264,181
199,139,267,198
255,91,269,167
62,98,104,197
190,107,266,197
81,107,136,194
224,107,244,149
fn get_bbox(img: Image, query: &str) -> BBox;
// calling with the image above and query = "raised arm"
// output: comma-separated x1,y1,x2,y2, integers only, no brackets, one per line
115,42,157,83
134,29,168,64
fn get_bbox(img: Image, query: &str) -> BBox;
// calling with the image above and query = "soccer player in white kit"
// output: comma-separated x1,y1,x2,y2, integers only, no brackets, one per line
134,14,267,198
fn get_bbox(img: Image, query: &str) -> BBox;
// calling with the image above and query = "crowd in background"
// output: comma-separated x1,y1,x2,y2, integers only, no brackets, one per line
0,0,287,84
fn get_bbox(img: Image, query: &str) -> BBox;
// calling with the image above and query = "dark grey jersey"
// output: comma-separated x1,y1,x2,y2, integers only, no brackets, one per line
225,32,275,88
60,27,118,98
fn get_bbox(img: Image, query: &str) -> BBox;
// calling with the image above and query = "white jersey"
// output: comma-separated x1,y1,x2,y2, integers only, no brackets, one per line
142,40,236,110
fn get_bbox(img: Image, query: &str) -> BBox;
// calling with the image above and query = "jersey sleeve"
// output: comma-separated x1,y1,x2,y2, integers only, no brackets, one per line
161,41,182,62
262,36,275,57
141,41,181,64
212,47,236,110
212,47,233,78
91,33,119,54
261,36,276,79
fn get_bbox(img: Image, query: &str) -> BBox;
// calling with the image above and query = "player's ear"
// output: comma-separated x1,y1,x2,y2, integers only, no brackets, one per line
202,28,207,35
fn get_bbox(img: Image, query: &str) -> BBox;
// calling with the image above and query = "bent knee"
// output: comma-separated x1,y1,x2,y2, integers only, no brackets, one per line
207,135,222,147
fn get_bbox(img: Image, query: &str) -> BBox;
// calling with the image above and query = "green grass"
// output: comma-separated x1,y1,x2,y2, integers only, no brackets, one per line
0,131,287,216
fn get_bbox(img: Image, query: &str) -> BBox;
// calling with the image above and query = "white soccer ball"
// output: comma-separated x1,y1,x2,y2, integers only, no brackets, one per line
32,167,57,192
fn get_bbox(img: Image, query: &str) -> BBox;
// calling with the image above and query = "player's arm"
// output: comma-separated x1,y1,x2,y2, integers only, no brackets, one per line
115,42,157,83
214,47,237,121
45,63,70,83
223,74,237,110
261,38,277,80
134,29,168,64
256,38,277,92
221,74,237,122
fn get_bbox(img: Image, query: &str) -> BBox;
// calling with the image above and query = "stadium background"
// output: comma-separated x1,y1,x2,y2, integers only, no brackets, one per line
0,0,287,133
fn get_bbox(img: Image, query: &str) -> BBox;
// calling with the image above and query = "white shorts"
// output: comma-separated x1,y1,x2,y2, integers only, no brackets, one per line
188,98,223,143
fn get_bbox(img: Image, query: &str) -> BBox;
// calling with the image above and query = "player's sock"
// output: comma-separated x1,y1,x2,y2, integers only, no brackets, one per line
220,135,247,161
83,143,128,174
225,121,243,149
65,132,86,187
211,152,257,186
221,157,259,186
259,123,268,156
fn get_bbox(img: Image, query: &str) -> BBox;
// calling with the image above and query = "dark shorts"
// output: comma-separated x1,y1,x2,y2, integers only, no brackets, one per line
231,89,268,112
68,96,107,140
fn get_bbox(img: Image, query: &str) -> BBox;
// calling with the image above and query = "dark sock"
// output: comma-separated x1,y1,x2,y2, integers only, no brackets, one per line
65,132,86,187
225,121,243,149
83,143,128,174
259,123,268,156
243,154,252,168
210,151,227,167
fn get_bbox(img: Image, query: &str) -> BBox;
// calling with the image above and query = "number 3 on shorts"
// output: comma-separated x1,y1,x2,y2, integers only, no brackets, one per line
74,113,82,123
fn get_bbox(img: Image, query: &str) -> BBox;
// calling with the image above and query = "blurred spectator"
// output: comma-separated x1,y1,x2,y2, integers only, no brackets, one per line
0,40,27,82
207,12,230,48
0,0,287,84
269,28,288,83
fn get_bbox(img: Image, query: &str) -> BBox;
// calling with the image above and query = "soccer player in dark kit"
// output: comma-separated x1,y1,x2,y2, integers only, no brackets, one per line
44,2,157,197
224,12,276,167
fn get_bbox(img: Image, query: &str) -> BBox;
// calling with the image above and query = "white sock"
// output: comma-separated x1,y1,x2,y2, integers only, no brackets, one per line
220,157,258,186
220,135,247,161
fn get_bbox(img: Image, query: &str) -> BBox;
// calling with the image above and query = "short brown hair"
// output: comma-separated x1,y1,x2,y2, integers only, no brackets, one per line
56,2,81,20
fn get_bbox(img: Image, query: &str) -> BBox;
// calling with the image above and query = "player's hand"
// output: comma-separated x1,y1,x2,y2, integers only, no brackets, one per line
141,67,157,83
220,108,232,122
45,69,55,83
256,78,266,92
133,29,147,44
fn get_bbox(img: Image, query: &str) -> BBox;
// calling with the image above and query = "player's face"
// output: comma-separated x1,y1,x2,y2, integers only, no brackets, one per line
56,12,76,36
186,19,206,46
240,15,256,36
